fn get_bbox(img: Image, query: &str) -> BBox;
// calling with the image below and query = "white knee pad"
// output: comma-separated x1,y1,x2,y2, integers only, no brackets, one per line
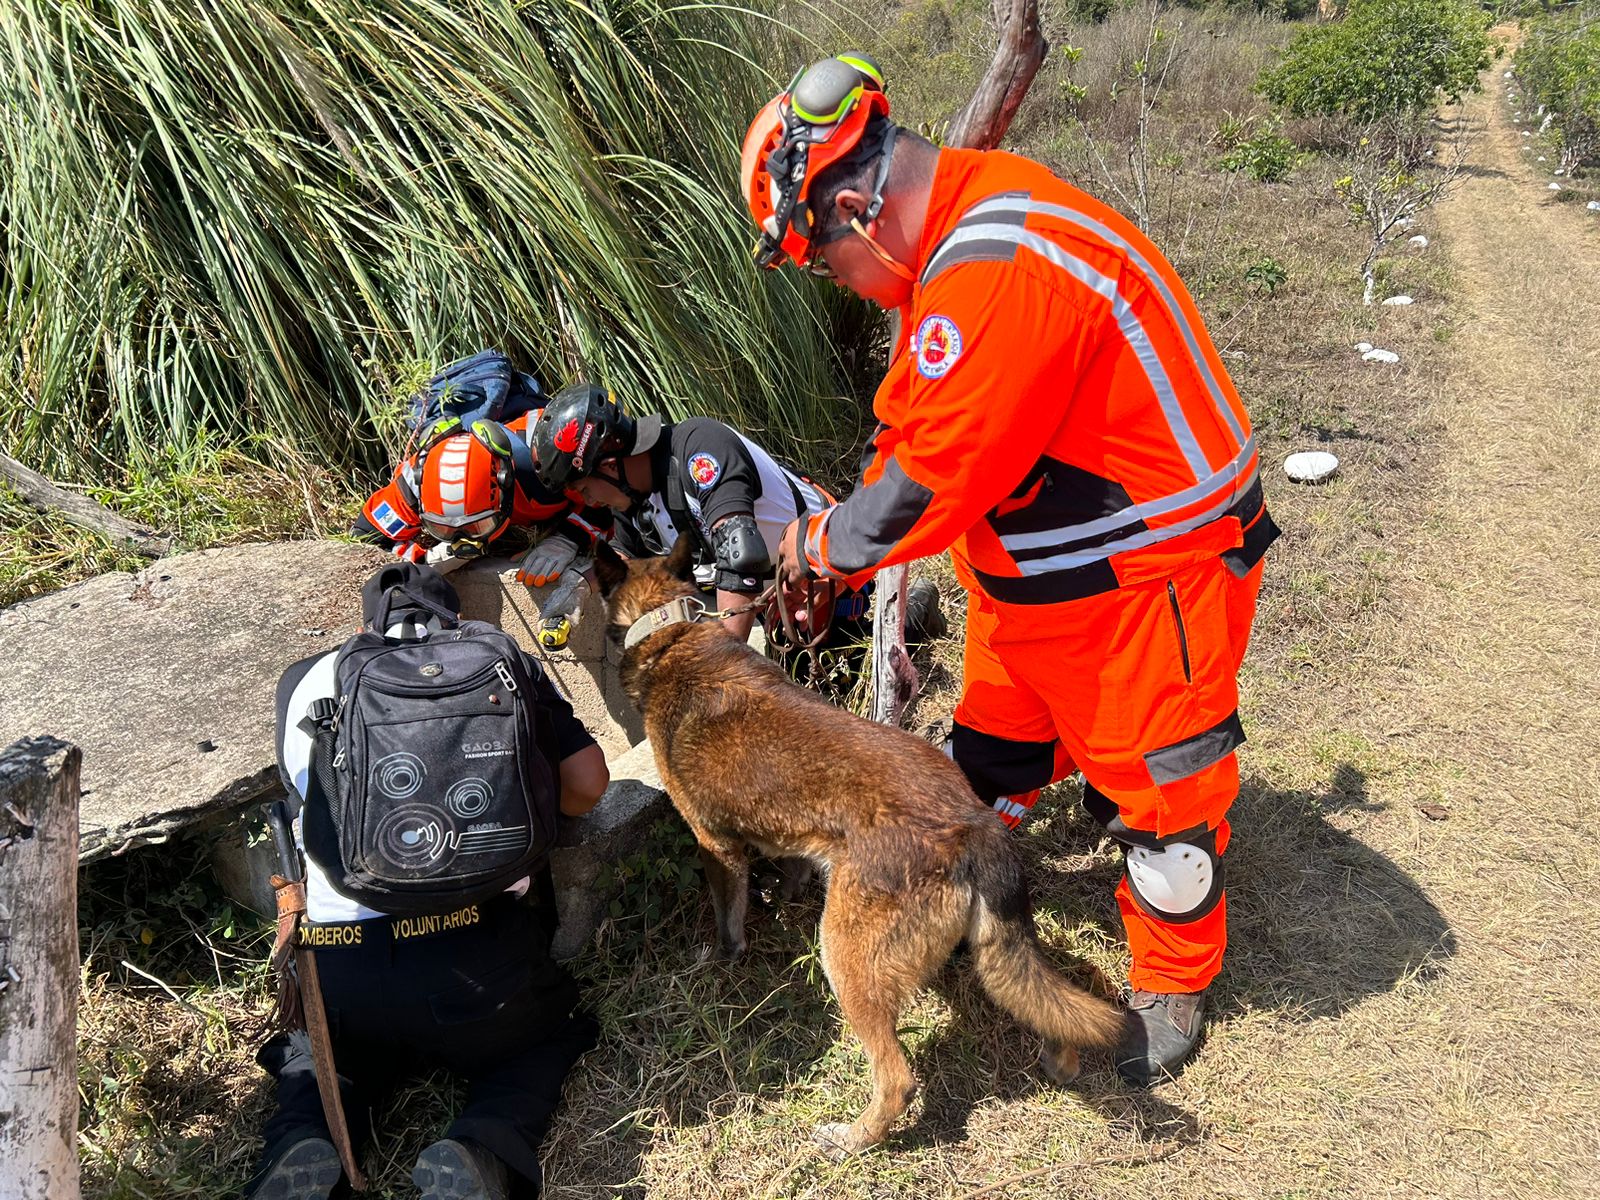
1123,830,1224,924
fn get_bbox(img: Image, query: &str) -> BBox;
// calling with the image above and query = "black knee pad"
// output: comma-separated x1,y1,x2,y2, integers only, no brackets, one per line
949,721,1056,804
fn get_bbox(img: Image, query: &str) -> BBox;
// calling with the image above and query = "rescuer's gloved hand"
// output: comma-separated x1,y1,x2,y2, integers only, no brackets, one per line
537,564,593,648
516,533,580,587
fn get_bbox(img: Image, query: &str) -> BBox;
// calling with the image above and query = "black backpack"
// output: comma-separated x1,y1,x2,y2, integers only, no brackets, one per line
298,592,560,916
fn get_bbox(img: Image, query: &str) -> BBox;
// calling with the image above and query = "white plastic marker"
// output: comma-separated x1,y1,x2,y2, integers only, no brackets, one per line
1285,451,1340,484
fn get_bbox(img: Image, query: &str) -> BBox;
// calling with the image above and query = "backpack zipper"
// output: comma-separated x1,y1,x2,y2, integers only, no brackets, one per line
494,659,518,693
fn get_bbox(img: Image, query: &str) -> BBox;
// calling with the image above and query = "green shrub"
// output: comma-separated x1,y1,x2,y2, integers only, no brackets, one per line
1257,0,1494,121
1221,120,1298,180
1244,255,1289,295
1515,9,1600,175
0,0,867,483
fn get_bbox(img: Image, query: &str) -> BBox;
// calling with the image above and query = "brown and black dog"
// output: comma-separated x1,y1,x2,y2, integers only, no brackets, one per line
592,538,1125,1156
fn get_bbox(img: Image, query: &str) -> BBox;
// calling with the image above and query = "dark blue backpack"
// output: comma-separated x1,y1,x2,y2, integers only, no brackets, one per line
412,349,543,430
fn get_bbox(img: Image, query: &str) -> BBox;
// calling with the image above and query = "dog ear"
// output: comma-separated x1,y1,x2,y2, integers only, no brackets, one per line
591,540,629,597
665,534,697,582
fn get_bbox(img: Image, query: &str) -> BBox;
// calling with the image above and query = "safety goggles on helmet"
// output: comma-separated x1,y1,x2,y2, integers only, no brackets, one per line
414,421,517,546
741,53,891,272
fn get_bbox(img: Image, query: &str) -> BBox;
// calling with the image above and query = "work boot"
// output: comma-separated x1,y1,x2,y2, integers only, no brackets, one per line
246,1137,341,1200
413,1138,511,1200
1115,988,1207,1086
905,578,948,645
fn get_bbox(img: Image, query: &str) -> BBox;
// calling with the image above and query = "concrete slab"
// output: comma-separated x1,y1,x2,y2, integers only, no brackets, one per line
0,542,386,860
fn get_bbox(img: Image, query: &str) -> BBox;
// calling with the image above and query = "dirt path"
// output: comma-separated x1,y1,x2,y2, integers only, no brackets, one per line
1317,50,1600,1196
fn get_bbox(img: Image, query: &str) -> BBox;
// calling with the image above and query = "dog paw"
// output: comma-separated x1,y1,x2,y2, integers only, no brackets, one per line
694,941,747,965
811,1122,869,1161
1038,1044,1081,1087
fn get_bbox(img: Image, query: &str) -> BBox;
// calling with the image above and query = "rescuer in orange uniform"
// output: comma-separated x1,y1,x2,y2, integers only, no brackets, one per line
744,55,1280,1084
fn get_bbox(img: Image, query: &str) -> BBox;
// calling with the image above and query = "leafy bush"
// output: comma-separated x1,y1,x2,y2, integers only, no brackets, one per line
1514,9,1600,174
1244,255,1289,295
1221,120,1298,180
0,0,866,482
1258,0,1494,121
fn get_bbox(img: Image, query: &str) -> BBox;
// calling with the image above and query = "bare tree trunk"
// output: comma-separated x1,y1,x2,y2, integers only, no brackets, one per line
868,0,1047,728
870,566,920,726
0,737,82,1200
945,0,1049,151
0,453,171,559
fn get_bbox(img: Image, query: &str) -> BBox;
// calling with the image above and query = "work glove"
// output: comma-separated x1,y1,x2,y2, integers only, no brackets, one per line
537,562,593,649
516,532,580,587
423,541,468,575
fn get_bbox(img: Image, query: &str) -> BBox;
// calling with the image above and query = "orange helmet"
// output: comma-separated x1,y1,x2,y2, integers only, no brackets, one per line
413,419,517,546
741,53,891,271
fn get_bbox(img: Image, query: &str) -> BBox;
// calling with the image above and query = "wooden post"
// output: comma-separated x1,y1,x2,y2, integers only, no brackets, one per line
870,564,920,727
0,737,82,1200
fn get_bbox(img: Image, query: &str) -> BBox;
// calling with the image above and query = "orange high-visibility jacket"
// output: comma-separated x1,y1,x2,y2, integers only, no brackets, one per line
802,148,1274,613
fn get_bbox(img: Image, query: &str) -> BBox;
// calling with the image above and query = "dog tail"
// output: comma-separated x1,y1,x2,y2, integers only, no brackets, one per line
961,823,1125,1049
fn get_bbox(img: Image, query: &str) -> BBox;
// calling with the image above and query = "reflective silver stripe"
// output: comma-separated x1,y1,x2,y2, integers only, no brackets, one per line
993,796,1029,820
961,195,1248,449
925,222,1211,484
1014,462,1259,576
1000,436,1257,554
1144,712,1245,786
804,507,842,578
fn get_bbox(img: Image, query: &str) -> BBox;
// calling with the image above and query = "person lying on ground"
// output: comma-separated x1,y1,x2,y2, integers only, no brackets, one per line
351,351,611,609
524,383,942,656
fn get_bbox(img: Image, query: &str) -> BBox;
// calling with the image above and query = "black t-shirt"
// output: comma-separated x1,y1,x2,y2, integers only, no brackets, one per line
615,418,827,592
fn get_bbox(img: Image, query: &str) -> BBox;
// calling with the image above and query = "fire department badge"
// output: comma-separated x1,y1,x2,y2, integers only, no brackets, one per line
915,314,963,379
688,452,721,489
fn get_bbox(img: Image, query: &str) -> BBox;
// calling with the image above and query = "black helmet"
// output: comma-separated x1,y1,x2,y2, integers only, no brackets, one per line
530,382,635,490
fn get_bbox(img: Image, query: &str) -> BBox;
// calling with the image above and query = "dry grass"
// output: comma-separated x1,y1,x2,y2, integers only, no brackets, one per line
67,10,1600,1200
0,441,359,607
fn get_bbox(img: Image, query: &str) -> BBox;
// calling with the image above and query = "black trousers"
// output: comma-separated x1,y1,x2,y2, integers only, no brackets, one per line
253,877,596,1198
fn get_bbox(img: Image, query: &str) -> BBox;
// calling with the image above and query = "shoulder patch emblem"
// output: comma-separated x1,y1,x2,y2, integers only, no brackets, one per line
687,452,721,489
371,501,407,537
915,314,963,380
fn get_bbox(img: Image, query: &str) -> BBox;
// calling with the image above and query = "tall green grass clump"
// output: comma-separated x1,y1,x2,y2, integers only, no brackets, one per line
0,0,869,482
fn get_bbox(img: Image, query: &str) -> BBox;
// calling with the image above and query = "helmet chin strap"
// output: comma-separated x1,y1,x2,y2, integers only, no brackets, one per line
597,458,652,512
847,216,917,283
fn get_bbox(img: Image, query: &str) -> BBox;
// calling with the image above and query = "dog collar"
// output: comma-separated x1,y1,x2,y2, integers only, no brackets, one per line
623,595,709,649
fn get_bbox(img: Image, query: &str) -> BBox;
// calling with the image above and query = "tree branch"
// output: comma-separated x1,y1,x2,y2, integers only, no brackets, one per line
0,453,171,559
945,0,1050,150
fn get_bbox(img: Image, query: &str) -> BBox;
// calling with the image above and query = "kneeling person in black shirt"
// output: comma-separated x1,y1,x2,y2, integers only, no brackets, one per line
526,385,871,648
248,564,607,1200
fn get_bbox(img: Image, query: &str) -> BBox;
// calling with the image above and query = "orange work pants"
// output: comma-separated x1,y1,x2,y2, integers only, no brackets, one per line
950,555,1263,993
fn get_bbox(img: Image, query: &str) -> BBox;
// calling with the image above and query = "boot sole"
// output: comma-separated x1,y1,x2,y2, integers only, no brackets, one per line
250,1138,341,1200
413,1138,507,1200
